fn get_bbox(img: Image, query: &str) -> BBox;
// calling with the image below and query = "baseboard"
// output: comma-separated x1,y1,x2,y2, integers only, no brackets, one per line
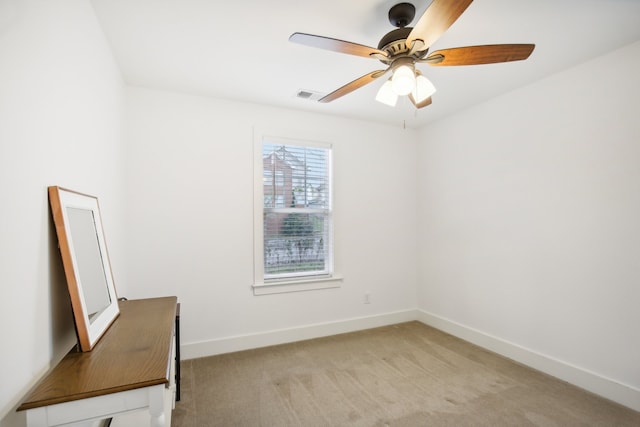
416,309,640,412
181,309,417,360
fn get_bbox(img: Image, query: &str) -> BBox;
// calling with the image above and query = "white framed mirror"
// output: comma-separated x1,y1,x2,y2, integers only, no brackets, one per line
48,186,119,351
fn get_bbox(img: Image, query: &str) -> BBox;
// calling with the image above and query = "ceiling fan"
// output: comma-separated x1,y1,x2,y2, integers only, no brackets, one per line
289,0,535,108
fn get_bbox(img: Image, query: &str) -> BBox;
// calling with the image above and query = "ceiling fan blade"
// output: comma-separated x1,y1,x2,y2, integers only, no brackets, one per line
289,33,388,60
425,44,535,66
408,94,433,109
406,0,474,52
319,70,388,103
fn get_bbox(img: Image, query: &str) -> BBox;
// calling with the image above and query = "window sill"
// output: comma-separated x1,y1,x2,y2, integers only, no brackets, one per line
253,275,343,296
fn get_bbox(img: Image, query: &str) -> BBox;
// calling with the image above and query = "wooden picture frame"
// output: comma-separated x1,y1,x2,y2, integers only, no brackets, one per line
48,186,119,351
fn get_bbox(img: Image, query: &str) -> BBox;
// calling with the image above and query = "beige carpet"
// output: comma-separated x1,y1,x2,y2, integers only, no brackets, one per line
172,322,640,426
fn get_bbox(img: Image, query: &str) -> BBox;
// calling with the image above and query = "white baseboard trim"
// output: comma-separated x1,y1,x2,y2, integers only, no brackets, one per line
416,309,640,412
181,309,417,360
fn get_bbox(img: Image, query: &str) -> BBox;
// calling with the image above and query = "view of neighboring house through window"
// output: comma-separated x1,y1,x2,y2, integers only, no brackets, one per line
262,140,332,281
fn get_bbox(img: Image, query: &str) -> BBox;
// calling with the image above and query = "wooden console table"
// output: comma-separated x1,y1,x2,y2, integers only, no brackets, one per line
18,297,178,427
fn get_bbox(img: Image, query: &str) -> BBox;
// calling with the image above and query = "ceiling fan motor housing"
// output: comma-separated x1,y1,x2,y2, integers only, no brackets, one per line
377,27,428,62
378,27,412,53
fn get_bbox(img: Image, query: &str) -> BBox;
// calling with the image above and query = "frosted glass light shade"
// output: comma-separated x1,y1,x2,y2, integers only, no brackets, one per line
412,74,436,103
376,80,398,106
391,65,415,96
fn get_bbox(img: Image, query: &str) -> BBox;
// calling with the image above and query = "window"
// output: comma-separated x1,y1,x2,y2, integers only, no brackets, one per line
253,134,340,295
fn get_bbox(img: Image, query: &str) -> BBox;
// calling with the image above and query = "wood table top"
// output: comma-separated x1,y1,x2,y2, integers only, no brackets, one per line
18,296,178,410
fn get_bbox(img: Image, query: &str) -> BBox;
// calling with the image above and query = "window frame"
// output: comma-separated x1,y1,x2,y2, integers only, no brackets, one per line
253,131,342,295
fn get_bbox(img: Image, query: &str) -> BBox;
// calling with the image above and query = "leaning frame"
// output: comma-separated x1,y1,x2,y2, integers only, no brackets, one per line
48,186,119,351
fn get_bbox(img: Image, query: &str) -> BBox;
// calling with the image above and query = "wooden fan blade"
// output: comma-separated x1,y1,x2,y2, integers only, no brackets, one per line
426,44,535,66
319,70,388,103
406,0,474,51
408,94,433,109
289,33,388,59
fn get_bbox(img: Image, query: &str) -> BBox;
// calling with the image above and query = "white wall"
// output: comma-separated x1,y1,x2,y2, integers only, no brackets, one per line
124,87,419,357
417,40,640,408
0,1,125,425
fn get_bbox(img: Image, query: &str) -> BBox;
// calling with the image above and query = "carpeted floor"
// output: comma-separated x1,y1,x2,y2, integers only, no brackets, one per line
172,321,640,426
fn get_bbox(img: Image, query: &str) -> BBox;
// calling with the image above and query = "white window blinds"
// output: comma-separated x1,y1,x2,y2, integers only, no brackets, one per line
262,141,332,280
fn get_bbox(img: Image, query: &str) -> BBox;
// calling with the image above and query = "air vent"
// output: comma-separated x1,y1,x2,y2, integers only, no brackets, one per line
295,89,323,101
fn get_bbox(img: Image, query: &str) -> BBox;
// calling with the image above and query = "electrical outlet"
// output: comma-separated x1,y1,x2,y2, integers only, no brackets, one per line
364,292,371,304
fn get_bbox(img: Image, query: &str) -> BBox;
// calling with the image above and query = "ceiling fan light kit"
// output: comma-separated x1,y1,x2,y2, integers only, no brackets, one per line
413,73,437,102
375,80,398,107
391,63,416,95
289,0,535,110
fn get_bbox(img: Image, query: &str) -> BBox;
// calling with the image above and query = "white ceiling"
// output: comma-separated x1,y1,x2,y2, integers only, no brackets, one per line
90,0,640,129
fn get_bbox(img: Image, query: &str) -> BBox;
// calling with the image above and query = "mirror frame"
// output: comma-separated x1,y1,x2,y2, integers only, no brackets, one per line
48,186,119,351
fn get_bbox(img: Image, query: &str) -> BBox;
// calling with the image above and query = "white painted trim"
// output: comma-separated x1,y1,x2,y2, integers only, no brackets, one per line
181,309,417,359
416,309,640,412
253,275,343,295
